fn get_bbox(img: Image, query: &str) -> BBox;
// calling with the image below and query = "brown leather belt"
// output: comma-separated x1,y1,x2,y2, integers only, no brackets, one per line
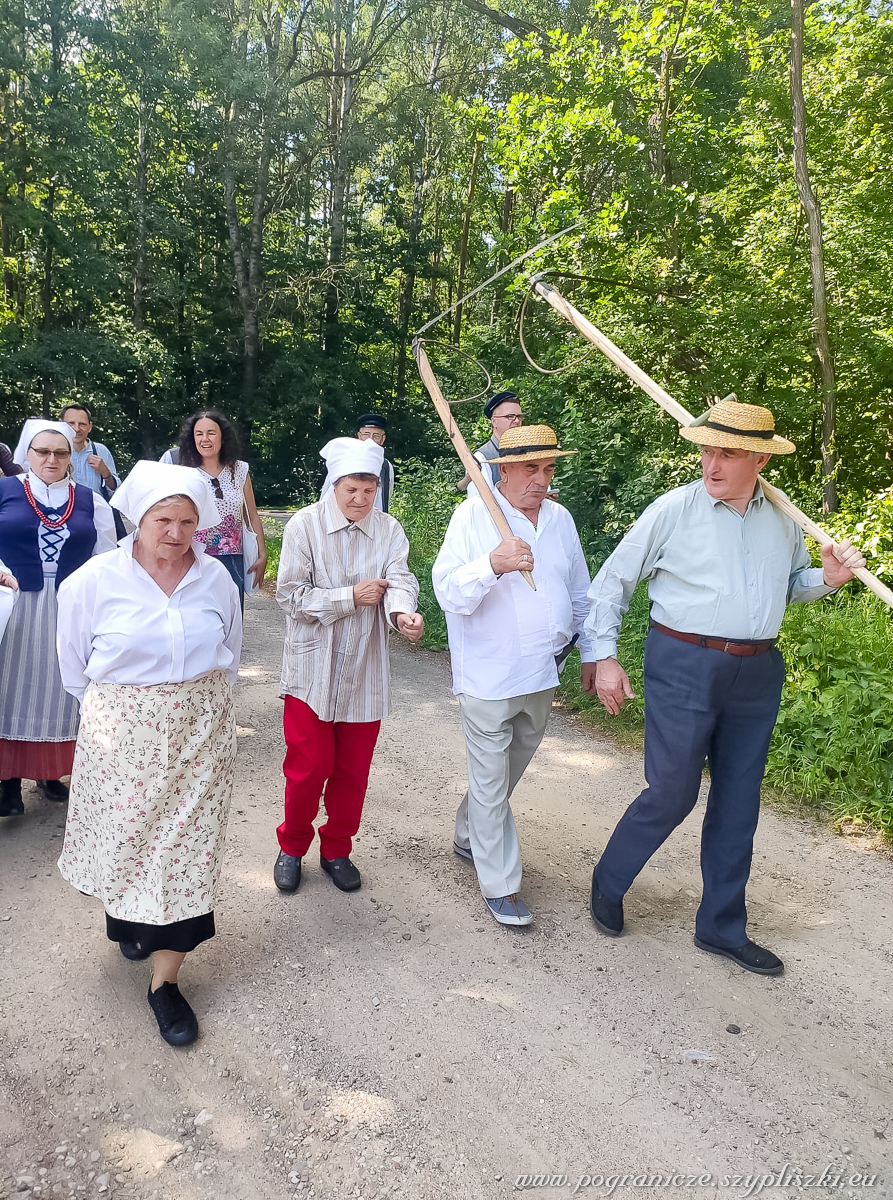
650,620,776,657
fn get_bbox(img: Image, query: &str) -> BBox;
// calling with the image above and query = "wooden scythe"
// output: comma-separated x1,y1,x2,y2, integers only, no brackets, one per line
530,277,893,612
412,338,536,590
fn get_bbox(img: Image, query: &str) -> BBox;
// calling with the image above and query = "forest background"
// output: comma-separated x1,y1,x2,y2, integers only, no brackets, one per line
2,0,893,829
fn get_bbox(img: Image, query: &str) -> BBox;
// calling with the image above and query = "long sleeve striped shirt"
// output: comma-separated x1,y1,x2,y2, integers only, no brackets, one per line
276,492,419,722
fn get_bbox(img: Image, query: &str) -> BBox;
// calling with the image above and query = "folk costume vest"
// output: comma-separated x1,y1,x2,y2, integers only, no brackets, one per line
379,459,393,513
475,436,502,487
0,476,97,591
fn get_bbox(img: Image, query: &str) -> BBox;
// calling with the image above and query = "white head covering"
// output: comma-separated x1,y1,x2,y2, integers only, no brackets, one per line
111,460,220,530
13,419,75,469
319,437,384,498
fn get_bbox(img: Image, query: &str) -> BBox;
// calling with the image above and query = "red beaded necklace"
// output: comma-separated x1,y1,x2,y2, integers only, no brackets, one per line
23,477,76,529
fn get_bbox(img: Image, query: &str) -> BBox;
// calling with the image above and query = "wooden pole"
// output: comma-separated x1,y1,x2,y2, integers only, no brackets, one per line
530,278,893,611
413,338,535,590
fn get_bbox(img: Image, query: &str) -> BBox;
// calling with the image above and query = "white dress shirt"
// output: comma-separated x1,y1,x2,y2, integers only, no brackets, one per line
56,538,242,701
585,479,834,659
432,487,594,701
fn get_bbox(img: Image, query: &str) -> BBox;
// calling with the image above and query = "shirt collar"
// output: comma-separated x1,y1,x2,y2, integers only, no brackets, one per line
322,488,376,537
22,471,73,504
124,535,206,593
699,478,766,514
493,482,554,530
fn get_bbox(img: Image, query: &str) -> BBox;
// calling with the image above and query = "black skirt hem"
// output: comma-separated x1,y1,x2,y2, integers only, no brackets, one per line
105,910,215,954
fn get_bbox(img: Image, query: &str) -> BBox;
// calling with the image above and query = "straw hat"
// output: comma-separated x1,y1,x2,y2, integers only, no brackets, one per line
679,398,795,455
496,424,577,463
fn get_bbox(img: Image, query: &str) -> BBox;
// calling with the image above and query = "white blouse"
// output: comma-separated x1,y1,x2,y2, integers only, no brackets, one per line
56,538,243,702
0,473,117,578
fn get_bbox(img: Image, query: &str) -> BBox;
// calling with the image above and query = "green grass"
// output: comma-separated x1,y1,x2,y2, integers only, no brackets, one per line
264,533,282,581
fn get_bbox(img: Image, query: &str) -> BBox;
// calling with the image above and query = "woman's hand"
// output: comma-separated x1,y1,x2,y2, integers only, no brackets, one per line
354,578,389,606
248,552,267,586
0,571,19,591
395,612,424,642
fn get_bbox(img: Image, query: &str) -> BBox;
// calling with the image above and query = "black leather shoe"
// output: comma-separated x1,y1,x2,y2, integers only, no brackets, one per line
320,854,361,892
119,940,151,961
590,871,624,937
694,936,784,976
36,779,69,802
273,851,302,893
0,778,24,816
147,982,199,1046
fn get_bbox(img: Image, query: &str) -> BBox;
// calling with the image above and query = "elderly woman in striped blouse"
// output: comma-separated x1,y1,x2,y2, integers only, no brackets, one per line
272,436,423,896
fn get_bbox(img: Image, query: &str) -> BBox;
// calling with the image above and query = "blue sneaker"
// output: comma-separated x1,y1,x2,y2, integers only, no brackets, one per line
452,840,474,863
484,894,532,926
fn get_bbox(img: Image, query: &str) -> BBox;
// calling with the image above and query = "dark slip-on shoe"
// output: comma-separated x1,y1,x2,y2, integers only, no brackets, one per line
119,940,151,961
273,851,302,893
0,778,24,816
694,936,784,976
590,872,624,937
36,779,69,802
320,854,361,892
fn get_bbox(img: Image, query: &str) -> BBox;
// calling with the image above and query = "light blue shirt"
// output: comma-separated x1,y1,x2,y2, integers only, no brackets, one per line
71,441,120,494
586,479,834,659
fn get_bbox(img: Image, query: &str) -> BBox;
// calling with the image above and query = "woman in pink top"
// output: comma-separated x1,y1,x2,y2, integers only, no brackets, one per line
174,410,267,605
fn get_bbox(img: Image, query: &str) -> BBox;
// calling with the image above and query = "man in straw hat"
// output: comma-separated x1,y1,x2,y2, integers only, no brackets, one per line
584,397,865,974
433,424,595,926
273,436,424,896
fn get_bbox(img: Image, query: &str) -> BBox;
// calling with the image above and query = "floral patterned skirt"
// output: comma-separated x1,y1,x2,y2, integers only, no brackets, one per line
57,671,236,925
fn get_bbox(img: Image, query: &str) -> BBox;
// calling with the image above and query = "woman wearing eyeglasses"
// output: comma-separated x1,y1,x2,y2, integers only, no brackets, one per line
0,420,117,815
169,410,266,606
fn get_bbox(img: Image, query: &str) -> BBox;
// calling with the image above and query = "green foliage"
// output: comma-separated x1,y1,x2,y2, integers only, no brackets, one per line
264,533,282,582
390,457,463,651
770,592,893,834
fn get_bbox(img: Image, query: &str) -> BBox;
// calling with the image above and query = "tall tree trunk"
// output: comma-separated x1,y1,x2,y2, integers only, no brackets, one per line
790,0,837,512
40,180,55,418
452,135,481,345
133,97,154,454
395,37,445,399
324,0,354,360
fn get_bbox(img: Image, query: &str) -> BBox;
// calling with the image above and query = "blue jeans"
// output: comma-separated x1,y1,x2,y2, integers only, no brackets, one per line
216,553,245,612
594,627,785,948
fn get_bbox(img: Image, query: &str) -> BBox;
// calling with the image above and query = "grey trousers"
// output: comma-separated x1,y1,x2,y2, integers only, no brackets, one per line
455,688,556,898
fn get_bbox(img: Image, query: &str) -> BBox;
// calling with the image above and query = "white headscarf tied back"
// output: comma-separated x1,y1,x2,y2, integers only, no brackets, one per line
111,460,220,530
319,436,384,499
13,419,75,469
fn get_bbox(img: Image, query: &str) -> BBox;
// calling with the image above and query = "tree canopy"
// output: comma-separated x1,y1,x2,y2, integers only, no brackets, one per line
1,0,892,518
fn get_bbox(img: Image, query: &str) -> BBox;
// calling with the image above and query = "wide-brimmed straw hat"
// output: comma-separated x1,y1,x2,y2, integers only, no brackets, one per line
497,424,577,462
679,398,795,455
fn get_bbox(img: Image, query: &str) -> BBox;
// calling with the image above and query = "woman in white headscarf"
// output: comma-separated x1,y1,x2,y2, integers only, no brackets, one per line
0,420,117,816
56,460,242,1048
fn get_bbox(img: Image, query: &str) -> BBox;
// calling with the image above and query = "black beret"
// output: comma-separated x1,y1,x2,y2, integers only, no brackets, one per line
356,412,387,430
484,390,519,419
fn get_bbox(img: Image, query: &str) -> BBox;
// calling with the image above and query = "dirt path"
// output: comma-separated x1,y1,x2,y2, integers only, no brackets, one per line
2,590,891,1200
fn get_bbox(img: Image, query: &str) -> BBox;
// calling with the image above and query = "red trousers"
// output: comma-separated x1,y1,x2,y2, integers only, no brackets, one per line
277,696,380,860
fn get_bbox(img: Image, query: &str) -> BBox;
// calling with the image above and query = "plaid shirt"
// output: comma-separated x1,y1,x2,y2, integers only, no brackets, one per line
276,492,419,722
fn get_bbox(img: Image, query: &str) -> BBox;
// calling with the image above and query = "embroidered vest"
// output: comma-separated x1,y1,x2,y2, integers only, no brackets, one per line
0,478,97,591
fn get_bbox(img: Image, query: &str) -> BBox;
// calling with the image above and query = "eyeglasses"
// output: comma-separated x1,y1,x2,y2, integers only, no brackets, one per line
31,448,71,459
493,413,523,425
